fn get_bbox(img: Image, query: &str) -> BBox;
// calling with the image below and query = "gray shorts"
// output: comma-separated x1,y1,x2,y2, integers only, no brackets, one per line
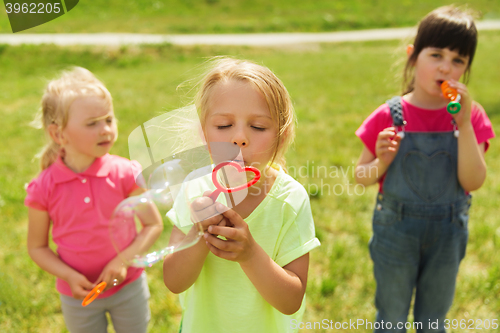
60,272,151,333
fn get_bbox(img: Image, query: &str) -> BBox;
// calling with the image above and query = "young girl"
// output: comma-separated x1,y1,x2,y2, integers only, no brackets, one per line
163,58,321,333
355,6,494,332
25,67,161,333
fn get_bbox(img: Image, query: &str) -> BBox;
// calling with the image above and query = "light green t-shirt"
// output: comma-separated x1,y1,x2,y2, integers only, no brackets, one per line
167,166,321,333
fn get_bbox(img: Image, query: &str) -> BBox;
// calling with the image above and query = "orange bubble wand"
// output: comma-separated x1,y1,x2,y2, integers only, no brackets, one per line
441,81,461,114
82,281,107,307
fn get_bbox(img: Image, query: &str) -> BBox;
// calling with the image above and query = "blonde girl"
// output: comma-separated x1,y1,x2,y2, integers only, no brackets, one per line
25,67,161,333
355,6,494,332
163,58,320,333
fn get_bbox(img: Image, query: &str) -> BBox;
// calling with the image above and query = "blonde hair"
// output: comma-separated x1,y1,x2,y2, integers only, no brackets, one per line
33,67,113,170
194,57,295,170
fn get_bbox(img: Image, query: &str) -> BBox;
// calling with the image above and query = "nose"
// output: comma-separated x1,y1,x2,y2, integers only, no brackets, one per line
100,122,112,135
232,131,248,147
439,60,451,73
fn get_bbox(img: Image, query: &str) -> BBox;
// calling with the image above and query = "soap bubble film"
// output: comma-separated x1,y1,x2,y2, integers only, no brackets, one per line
110,106,259,266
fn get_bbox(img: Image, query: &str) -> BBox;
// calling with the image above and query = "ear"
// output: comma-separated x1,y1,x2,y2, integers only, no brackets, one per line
48,123,64,145
406,44,415,58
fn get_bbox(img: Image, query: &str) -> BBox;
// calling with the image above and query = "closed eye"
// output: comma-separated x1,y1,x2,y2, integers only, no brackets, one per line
217,125,232,130
252,126,266,131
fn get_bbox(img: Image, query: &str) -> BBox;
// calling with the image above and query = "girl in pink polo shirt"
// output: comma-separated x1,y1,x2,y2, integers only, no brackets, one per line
25,67,161,333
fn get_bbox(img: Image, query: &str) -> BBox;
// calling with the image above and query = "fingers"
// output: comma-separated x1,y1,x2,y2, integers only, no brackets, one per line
217,217,233,227
215,203,245,227
191,197,214,212
75,288,91,299
445,80,470,101
191,191,221,222
376,128,401,150
204,232,240,260
207,224,239,241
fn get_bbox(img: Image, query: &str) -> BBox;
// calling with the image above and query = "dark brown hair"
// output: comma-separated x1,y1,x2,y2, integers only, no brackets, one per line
402,5,478,94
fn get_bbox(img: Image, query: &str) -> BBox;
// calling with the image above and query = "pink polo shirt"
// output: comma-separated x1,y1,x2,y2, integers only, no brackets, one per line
25,154,144,298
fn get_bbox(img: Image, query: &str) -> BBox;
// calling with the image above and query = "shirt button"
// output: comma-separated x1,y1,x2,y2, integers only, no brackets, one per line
81,179,87,183
84,197,91,203
376,204,382,211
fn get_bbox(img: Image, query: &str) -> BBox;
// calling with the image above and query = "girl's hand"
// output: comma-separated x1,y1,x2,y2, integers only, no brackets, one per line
445,79,472,129
66,271,95,299
190,191,230,230
375,127,402,168
96,256,128,291
204,203,257,263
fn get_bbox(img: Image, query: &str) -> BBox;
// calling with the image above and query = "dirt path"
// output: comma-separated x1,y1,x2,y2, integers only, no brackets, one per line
1,20,499,46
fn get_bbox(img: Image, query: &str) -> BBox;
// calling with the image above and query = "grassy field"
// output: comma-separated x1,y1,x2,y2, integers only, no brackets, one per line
1,31,499,332
1,0,500,34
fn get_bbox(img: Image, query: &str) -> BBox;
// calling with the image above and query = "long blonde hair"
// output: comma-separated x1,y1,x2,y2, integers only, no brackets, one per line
195,57,296,170
33,67,113,170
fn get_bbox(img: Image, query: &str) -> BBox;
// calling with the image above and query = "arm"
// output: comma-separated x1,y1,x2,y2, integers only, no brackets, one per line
457,130,486,192
163,193,224,294
27,207,94,299
97,188,164,289
448,80,487,191
355,127,402,186
204,204,308,315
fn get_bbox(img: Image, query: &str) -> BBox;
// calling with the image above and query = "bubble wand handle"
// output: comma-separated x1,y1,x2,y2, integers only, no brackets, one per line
441,81,461,114
208,161,261,201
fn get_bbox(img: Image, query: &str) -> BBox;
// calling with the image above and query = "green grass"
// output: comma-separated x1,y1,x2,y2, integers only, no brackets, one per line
1,31,499,332
1,0,500,34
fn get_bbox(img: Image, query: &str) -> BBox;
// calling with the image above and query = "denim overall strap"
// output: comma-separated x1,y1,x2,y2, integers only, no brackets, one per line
386,96,405,127
383,98,466,204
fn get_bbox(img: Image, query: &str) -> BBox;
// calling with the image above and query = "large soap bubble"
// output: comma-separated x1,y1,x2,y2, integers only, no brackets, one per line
110,105,261,267
109,187,204,267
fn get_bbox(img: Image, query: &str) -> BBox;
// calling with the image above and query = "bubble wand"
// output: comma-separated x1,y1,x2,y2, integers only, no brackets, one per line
82,281,107,307
208,161,261,201
441,81,461,114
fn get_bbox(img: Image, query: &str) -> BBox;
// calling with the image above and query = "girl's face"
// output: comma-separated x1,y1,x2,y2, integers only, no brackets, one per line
411,46,469,102
60,96,117,170
204,80,278,172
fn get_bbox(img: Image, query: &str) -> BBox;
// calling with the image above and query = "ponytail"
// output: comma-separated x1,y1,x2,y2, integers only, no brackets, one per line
38,141,61,171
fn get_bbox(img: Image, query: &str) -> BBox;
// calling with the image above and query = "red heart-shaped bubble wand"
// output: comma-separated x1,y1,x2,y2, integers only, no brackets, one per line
208,161,261,201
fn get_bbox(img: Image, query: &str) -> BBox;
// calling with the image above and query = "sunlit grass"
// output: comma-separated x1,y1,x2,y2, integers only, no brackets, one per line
1,31,499,332
1,0,499,34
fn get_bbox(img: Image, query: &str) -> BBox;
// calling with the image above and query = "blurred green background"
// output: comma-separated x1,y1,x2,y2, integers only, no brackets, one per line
1,0,500,33
1,1,499,333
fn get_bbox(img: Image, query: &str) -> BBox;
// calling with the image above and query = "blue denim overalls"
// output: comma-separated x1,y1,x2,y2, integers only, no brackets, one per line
370,97,470,333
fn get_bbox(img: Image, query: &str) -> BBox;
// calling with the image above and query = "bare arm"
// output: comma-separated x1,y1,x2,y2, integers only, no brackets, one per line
355,127,402,186
239,248,308,315
27,207,94,299
205,205,309,315
457,126,486,191
116,188,164,263
97,188,164,288
163,193,223,294
448,81,487,192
